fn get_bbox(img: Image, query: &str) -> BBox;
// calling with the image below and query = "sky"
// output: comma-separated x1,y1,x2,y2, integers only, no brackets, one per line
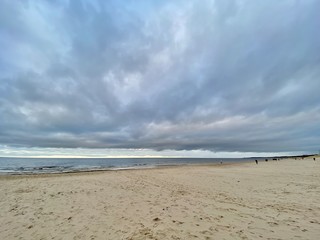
0,0,320,158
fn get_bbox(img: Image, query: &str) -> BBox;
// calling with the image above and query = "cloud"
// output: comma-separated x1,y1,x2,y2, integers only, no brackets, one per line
0,0,320,155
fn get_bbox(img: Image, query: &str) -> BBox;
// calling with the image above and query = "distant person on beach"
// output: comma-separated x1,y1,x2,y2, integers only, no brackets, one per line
314,158,316,161
255,160,258,164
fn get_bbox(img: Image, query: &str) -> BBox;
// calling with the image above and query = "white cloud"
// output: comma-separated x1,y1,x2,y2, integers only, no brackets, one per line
0,0,319,156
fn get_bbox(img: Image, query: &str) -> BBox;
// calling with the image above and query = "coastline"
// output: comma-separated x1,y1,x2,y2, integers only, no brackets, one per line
0,157,254,177
0,159,257,180
0,157,319,239
1,154,314,177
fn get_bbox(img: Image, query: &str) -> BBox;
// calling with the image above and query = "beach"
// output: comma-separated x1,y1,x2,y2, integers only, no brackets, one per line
0,157,319,240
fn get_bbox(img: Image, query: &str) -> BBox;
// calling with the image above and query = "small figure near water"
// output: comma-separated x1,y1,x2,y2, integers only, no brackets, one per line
314,158,316,161
255,160,258,164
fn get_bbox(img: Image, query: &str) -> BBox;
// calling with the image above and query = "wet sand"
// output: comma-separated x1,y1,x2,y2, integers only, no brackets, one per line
0,157,319,239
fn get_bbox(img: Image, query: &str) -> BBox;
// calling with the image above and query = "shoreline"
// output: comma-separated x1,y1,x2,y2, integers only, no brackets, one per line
3,154,316,178
0,160,248,177
0,159,258,179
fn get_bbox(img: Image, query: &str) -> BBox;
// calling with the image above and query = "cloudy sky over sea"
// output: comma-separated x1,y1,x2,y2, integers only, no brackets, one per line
0,0,319,158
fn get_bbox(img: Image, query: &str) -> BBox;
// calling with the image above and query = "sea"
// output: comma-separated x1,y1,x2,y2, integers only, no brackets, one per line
0,157,255,175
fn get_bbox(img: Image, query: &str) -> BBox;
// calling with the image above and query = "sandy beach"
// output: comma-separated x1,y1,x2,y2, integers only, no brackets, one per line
0,157,319,240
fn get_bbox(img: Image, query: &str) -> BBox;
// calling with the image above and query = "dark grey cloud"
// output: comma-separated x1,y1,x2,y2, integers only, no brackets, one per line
0,0,320,154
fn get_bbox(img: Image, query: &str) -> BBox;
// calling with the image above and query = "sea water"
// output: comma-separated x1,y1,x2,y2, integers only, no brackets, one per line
0,157,253,175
